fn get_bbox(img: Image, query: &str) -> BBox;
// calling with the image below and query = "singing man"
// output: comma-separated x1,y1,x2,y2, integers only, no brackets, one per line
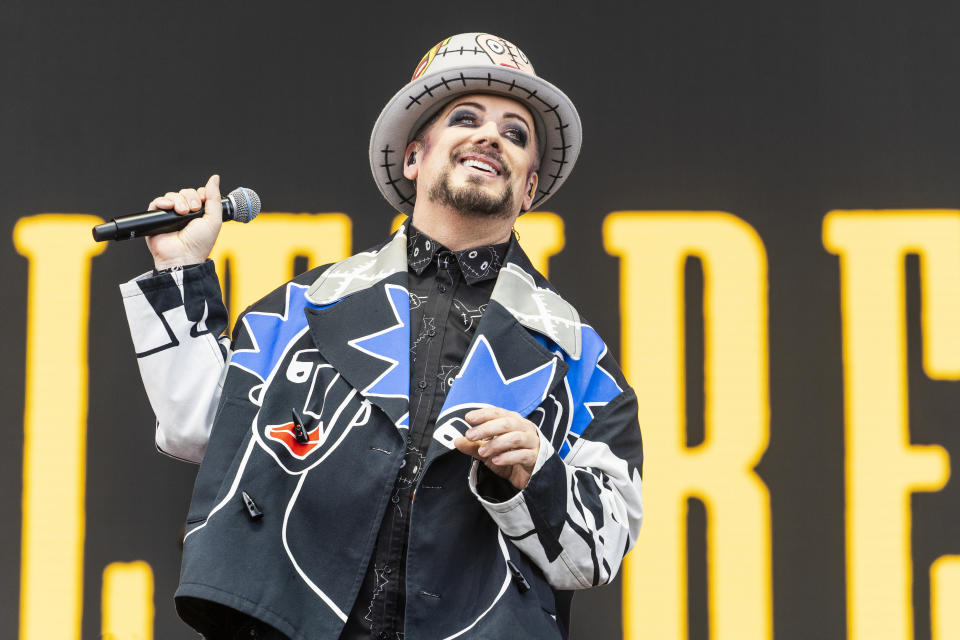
121,32,644,640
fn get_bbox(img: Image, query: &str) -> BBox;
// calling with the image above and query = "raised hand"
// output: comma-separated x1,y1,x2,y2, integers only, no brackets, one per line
145,174,223,270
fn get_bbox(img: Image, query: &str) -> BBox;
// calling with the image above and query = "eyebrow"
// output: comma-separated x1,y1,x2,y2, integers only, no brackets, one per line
449,101,532,132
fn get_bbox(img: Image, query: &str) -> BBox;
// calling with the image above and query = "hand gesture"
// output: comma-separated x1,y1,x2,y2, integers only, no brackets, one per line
145,174,223,270
454,407,542,491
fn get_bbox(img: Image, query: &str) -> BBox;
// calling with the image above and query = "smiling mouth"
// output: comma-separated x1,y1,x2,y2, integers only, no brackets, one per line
459,156,501,176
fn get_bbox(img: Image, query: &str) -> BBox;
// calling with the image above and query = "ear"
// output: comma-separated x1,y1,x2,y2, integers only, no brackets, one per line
521,172,539,211
403,142,421,181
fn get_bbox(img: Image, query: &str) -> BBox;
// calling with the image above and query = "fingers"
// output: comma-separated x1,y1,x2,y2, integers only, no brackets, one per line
465,413,535,442
180,188,203,211
202,174,221,220
455,435,536,468
476,429,536,458
460,408,540,465
149,186,208,216
457,408,543,491
454,436,483,459
147,191,177,212
466,406,515,424
484,448,538,469
144,175,223,269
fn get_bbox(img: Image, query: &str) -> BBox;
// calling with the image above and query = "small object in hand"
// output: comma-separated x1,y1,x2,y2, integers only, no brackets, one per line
459,437,489,453
241,491,263,520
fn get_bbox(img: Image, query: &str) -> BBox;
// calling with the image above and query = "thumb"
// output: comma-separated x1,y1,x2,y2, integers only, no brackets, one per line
203,174,221,220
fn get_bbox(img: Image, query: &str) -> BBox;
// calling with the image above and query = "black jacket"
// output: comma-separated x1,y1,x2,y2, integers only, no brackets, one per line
120,226,644,639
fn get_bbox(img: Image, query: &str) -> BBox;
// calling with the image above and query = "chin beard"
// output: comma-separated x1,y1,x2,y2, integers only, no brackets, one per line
427,169,516,219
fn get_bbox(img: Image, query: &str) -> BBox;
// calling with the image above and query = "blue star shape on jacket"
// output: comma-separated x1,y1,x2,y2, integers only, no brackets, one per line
440,335,556,419
231,282,315,382
348,284,410,406
558,325,623,458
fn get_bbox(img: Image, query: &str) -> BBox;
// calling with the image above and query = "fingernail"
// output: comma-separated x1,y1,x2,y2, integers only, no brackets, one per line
478,446,487,455
190,199,201,208
466,429,477,440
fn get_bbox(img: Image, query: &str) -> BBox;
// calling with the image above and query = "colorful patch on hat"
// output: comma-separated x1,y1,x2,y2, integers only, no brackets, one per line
475,33,534,74
411,37,452,81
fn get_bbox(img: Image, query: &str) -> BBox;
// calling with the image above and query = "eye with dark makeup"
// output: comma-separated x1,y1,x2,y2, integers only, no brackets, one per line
502,124,528,148
448,109,478,126
447,107,528,148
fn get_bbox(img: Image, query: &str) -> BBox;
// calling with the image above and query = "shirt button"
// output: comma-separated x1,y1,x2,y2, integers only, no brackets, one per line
418,380,427,390
385,565,393,574
379,632,390,640
438,284,447,293
391,495,400,504
428,329,436,337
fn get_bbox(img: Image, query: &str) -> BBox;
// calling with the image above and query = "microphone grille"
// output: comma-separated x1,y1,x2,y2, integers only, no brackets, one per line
228,187,261,223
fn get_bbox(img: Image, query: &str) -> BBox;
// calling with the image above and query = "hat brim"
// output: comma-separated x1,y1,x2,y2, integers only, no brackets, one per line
369,65,582,216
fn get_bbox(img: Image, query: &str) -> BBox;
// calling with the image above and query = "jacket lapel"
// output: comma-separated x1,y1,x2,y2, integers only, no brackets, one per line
304,230,412,432
427,244,573,465
301,230,582,456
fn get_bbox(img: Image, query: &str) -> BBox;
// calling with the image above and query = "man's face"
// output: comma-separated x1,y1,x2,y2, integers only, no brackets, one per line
404,93,540,219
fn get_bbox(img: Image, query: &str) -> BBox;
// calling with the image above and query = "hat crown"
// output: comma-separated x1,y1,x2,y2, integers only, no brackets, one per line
411,33,537,82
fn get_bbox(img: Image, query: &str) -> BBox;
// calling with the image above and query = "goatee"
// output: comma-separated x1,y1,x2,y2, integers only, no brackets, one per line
427,148,515,218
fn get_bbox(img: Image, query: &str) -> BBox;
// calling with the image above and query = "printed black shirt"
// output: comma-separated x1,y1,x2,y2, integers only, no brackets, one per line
339,224,511,640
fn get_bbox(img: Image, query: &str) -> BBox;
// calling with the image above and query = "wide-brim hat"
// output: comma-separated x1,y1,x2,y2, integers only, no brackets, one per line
369,32,582,215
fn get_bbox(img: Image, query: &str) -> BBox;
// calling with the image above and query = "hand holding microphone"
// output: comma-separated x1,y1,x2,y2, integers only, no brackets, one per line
91,175,261,271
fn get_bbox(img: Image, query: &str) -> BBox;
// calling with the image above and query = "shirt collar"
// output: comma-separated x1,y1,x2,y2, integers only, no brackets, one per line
406,221,511,285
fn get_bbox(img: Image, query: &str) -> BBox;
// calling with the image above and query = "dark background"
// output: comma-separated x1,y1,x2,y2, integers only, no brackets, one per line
3,1,959,638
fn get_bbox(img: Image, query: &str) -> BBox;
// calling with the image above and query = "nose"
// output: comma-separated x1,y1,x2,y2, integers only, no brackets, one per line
469,120,502,150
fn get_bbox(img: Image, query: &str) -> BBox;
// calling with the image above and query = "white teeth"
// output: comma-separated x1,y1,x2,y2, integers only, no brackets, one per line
462,158,497,174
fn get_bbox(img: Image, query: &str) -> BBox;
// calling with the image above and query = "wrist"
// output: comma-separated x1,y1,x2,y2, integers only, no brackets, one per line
152,255,204,271
152,261,203,276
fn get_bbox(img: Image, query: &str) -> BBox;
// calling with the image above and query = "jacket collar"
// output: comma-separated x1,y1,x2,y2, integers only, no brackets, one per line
406,223,510,285
307,224,582,357
306,226,409,305
489,240,583,359
302,224,580,443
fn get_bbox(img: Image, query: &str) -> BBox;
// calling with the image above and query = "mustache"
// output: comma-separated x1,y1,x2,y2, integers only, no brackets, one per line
451,145,510,177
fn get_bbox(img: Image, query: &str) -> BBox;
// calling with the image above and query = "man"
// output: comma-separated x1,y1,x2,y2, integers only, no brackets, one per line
121,33,643,639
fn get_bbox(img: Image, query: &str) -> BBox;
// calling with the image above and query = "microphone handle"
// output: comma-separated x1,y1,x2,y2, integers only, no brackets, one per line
92,198,234,242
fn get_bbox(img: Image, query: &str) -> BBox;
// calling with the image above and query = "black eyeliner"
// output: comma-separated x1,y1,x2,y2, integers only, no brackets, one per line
505,126,528,147
448,109,477,126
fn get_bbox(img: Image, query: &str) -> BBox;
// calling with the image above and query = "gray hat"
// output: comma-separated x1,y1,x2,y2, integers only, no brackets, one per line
369,33,583,215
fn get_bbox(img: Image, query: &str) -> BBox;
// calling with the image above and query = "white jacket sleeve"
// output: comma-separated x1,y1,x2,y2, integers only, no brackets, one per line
119,261,231,463
469,389,643,589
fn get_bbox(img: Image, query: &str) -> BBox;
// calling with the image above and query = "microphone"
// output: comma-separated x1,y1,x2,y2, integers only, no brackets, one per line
92,187,261,242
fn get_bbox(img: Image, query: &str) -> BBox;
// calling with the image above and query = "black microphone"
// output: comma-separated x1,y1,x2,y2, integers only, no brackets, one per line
92,187,261,242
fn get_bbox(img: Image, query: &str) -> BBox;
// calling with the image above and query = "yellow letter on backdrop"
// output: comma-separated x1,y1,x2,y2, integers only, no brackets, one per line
102,561,154,640
824,211,954,640
210,213,352,328
605,212,772,640
14,215,106,640
932,556,960,640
